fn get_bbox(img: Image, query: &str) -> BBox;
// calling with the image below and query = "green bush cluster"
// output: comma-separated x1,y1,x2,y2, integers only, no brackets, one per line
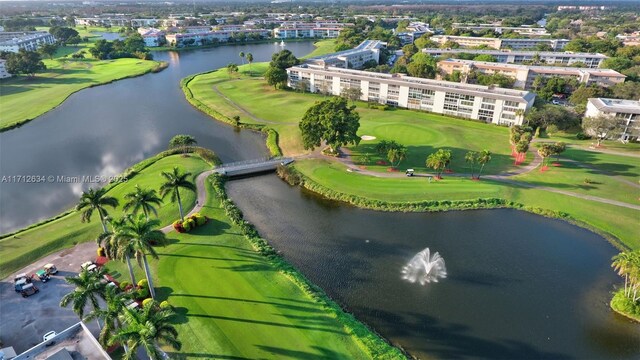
160,300,171,309
207,173,405,358
142,298,153,307
276,164,302,186
611,288,640,321
136,287,149,299
137,279,148,288
119,281,131,290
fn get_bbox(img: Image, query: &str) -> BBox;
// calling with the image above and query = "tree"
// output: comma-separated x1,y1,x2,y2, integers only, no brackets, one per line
473,54,497,62
98,216,136,284
569,85,609,107
582,115,623,146
226,63,238,78
110,300,181,360
5,50,46,77
123,185,163,220
426,149,451,179
264,66,288,89
601,57,634,73
60,267,107,327
477,150,491,179
49,26,79,44
89,39,113,60
387,146,408,168
246,52,253,75
299,97,361,154
168,134,197,154
38,43,58,59
465,151,478,179
550,142,566,162
76,187,119,233
340,86,362,103
406,61,436,78
159,167,196,221
612,251,640,301
537,143,553,169
414,34,437,49
122,214,166,300
611,82,640,100
270,49,299,70
239,51,245,65
86,284,131,346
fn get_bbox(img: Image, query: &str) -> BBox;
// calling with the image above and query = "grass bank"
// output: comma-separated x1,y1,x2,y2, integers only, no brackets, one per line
0,58,166,131
0,148,214,279
610,289,640,323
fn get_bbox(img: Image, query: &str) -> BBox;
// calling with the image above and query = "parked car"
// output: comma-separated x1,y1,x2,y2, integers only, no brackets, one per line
44,263,58,275
20,283,39,298
43,331,56,345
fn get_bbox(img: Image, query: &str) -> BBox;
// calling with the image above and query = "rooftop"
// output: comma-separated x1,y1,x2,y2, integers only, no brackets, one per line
439,59,625,77
14,322,111,360
308,40,386,61
589,98,640,115
422,48,609,59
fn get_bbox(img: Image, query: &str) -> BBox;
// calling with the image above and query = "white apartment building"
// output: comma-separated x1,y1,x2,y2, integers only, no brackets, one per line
0,31,56,53
273,22,349,39
438,59,626,89
305,40,386,69
0,59,12,79
422,49,608,69
75,17,130,27
137,27,165,47
431,35,570,50
586,98,640,141
165,29,271,47
452,24,550,37
287,64,535,125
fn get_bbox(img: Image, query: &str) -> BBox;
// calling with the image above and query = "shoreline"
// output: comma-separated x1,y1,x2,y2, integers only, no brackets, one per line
152,37,321,52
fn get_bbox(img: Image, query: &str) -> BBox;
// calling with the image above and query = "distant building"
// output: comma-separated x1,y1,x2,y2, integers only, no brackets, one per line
14,322,111,360
287,64,535,125
165,29,270,47
75,17,130,27
273,21,350,39
130,18,159,27
137,27,165,47
558,5,610,11
452,24,550,37
422,48,608,68
438,59,626,89
305,40,386,69
0,59,11,79
430,35,570,50
585,98,640,141
615,32,640,47
0,31,56,53
397,21,434,44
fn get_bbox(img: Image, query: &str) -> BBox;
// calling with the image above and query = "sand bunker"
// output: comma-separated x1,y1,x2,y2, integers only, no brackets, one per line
361,135,376,140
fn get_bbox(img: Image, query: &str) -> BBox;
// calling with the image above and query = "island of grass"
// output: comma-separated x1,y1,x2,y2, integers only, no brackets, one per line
0,147,404,359
181,53,639,251
0,28,166,131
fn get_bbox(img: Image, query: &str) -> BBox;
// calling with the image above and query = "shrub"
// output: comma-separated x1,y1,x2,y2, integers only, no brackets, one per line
142,298,153,307
546,124,559,135
136,287,149,299
119,281,131,290
576,132,591,140
195,214,207,226
137,279,148,288
160,300,171,309
173,220,185,233
182,220,192,232
184,218,196,231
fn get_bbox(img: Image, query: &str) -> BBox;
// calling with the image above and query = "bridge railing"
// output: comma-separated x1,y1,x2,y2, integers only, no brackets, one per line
214,156,293,171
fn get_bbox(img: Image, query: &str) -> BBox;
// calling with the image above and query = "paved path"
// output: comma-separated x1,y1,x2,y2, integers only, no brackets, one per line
160,170,215,234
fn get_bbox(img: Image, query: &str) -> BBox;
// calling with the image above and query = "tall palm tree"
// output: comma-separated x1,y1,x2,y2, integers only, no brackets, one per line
465,151,478,179
77,187,119,233
86,284,131,346
159,167,196,221
98,216,136,284
123,185,163,220
123,214,166,299
60,267,108,328
246,52,253,75
476,150,492,179
239,51,245,65
110,300,181,360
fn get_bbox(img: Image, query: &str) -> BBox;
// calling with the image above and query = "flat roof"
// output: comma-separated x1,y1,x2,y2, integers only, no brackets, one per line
588,98,640,115
422,48,608,59
307,40,385,61
432,35,569,42
289,64,535,103
439,59,625,77
14,322,111,360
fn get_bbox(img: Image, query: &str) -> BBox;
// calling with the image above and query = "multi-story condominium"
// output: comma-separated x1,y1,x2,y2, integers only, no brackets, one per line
287,64,535,125
438,59,626,90
305,40,386,69
130,19,159,27
0,31,56,53
75,17,130,27
430,35,570,50
452,24,550,37
585,98,640,141
137,28,165,47
422,48,608,69
0,59,12,79
165,29,271,46
397,21,434,44
273,22,350,39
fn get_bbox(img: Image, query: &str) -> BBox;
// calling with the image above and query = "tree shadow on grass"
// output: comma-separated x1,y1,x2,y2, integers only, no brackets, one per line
254,345,349,360
157,253,261,263
170,294,325,313
213,263,275,272
166,353,251,360
186,313,347,335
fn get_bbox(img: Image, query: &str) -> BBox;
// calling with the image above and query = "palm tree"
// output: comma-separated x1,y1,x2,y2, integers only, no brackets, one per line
98,216,136,284
426,151,446,179
60,267,108,328
122,214,166,299
387,146,407,168
86,284,131,346
246,52,253,75
76,188,119,233
612,251,640,299
110,300,181,360
465,151,478,179
239,51,245,65
476,150,492,179
123,185,163,220
159,167,196,221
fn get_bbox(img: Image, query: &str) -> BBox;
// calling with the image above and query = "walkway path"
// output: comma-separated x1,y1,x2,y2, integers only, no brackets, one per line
160,170,214,234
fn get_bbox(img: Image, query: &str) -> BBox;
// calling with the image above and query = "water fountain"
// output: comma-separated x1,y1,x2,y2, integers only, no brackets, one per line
402,248,447,285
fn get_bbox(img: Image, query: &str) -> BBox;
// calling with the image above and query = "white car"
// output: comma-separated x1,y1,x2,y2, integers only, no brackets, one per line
43,331,56,344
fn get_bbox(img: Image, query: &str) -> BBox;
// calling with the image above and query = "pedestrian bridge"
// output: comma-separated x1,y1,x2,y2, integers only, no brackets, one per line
213,157,294,177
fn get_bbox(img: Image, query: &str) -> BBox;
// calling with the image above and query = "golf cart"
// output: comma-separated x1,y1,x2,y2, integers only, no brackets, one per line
44,263,58,275
405,169,415,177
14,278,28,292
35,269,51,283
20,283,39,298
80,261,97,272
43,331,57,345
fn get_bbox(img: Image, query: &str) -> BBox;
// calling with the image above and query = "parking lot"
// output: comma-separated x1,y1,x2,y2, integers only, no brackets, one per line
0,242,100,353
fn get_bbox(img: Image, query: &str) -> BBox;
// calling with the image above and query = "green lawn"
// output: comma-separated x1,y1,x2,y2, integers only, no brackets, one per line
139,181,384,359
302,39,337,59
0,154,209,279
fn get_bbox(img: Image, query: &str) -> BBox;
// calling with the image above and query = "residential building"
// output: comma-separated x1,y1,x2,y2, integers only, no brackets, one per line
75,17,130,27
137,27,165,47
585,98,640,141
0,31,56,53
0,59,11,79
305,40,386,69
452,24,550,37
616,32,640,47
273,22,350,39
287,64,535,125
397,21,434,44
430,35,570,50
14,322,111,360
438,59,626,89
165,29,270,47
130,18,159,27
422,48,608,68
